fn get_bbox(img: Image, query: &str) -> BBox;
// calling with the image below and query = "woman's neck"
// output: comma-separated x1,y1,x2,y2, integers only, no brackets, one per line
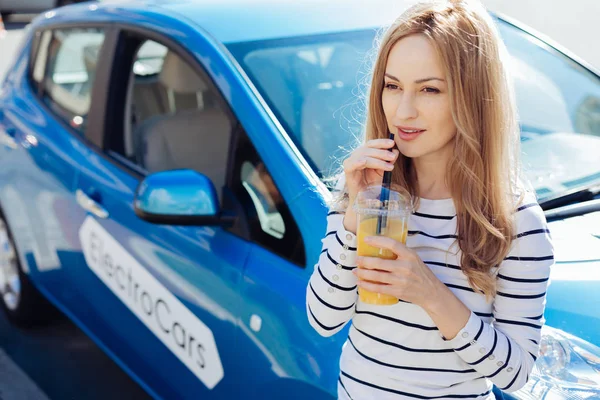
413,156,452,200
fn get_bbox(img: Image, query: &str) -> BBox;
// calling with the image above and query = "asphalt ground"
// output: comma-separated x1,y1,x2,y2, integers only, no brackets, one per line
0,349,49,400
0,303,151,399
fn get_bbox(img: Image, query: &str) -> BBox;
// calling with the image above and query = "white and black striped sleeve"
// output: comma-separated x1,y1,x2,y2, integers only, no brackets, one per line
306,208,358,337
444,202,553,392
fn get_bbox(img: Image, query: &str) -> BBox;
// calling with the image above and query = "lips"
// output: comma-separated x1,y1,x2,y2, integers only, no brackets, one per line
396,126,426,141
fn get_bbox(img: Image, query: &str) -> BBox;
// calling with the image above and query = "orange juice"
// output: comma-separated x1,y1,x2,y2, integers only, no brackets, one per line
356,217,408,305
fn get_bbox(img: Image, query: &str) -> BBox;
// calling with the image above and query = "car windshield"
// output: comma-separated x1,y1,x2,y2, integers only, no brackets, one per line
227,19,600,202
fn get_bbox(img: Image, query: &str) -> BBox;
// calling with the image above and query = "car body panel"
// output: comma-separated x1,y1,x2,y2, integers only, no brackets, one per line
544,211,600,347
158,0,414,44
0,37,82,288
74,159,252,397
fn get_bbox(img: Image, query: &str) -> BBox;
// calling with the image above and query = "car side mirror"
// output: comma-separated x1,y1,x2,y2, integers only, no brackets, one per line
134,169,235,227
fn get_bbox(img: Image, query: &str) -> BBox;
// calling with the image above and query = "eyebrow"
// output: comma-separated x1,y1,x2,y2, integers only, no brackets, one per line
384,73,445,84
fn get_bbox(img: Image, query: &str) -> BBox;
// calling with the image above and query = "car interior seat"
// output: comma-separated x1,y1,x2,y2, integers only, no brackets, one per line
133,51,233,200
131,48,205,125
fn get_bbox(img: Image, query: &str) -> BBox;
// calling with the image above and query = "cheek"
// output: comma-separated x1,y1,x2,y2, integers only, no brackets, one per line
440,110,456,142
381,92,396,122
426,98,455,135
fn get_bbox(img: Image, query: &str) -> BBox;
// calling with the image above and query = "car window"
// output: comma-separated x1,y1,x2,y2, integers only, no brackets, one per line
497,22,600,198
241,161,286,239
37,28,106,134
112,38,234,205
228,21,600,202
228,31,372,179
230,132,306,267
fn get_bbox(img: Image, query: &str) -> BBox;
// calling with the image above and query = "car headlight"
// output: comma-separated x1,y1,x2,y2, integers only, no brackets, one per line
512,325,600,399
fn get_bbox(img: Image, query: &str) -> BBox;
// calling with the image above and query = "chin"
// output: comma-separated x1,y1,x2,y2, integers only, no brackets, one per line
397,145,424,159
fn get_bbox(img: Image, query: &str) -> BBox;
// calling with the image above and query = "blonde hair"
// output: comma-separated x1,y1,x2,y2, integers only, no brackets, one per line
334,0,523,298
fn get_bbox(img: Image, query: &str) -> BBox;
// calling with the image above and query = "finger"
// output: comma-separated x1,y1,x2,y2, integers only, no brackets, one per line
344,156,393,174
363,148,399,163
357,157,395,172
346,146,393,166
356,280,395,297
364,236,410,258
343,156,365,171
365,138,396,149
354,268,395,284
373,169,385,178
356,256,397,272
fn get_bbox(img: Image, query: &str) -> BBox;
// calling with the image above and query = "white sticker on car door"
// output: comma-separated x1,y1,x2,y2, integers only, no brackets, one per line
78,216,224,389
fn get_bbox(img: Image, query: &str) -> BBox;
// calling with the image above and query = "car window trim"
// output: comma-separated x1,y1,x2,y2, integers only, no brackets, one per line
86,26,119,150
27,30,44,96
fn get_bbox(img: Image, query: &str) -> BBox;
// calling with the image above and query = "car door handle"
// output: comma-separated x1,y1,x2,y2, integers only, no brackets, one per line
76,189,109,219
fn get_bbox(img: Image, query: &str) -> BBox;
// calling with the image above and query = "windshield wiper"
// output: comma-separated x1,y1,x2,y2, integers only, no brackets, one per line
545,198,600,222
540,183,600,212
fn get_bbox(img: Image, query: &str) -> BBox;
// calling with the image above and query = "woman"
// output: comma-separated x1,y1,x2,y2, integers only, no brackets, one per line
305,0,553,399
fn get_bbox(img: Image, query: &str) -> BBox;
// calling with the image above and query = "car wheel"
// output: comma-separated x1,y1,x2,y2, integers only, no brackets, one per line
0,213,58,328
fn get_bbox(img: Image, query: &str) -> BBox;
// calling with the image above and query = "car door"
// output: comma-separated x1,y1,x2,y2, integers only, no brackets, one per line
69,28,252,399
134,16,344,396
227,131,342,399
0,26,109,311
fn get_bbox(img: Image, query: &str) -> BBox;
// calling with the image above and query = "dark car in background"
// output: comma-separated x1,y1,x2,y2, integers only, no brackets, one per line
0,0,85,18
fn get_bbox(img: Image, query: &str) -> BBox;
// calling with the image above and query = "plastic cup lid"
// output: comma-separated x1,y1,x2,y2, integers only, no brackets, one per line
353,184,413,216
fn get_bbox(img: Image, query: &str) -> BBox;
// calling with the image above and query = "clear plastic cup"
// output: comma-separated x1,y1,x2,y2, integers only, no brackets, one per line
353,184,413,305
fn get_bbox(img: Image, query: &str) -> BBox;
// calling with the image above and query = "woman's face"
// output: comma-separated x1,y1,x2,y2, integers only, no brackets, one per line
381,34,457,163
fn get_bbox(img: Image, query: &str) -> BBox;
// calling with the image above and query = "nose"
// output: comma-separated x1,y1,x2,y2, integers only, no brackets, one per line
394,92,418,120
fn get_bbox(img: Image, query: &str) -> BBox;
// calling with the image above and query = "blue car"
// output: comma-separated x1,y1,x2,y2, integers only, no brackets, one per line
0,1,599,399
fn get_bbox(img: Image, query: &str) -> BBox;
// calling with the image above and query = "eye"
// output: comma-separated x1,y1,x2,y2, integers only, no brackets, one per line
423,87,440,94
384,83,399,90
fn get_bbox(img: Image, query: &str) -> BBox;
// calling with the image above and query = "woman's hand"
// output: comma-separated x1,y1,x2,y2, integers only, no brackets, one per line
353,235,444,309
342,138,399,233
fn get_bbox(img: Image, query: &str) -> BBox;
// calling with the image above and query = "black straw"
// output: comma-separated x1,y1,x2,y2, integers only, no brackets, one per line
376,132,395,235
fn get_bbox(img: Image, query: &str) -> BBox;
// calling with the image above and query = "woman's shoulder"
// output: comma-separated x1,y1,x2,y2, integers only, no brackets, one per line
511,189,548,234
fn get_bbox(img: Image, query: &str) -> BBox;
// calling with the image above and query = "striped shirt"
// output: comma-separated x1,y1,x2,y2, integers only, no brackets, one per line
306,185,553,400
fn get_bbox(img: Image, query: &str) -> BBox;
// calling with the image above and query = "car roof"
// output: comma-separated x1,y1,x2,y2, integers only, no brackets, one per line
95,0,422,44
